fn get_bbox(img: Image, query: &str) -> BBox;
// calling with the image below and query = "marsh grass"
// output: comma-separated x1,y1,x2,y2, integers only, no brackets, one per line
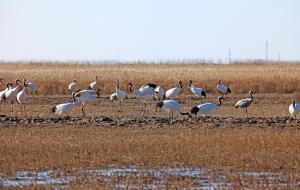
1,62,300,189
1,62,300,95
0,126,299,175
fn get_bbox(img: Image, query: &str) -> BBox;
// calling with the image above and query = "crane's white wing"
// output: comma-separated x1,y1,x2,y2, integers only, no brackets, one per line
55,102,76,115
198,103,218,112
139,84,148,90
165,87,182,98
4,86,20,99
138,86,154,97
75,90,99,104
191,87,204,95
217,84,228,94
235,98,251,108
197,103,219,116
0,88,9,101
163,100,181,110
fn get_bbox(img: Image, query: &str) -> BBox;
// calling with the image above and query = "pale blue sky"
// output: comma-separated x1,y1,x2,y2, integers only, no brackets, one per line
1,0,299,61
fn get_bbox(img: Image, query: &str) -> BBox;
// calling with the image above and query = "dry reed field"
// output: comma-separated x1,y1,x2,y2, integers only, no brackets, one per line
0,62,300,189
1,125,300,172
1,61,300,95
1,126,300,189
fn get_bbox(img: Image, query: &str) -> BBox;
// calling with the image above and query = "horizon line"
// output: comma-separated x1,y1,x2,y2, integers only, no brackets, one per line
0,58,299,64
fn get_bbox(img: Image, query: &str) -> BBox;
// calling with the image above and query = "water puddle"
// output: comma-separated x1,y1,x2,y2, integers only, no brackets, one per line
0,166,299,189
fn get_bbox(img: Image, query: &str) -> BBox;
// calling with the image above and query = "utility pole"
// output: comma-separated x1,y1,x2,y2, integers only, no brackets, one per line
228,49,231,64
278,52,281,63
265,41,268,62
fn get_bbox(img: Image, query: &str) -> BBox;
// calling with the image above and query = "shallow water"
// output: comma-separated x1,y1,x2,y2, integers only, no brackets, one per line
0,166,299,189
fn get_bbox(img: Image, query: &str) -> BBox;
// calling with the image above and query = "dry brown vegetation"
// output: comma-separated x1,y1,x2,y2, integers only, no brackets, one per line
1,125,299,174
0,61,300,95
1,62,300,188
0,121,300,189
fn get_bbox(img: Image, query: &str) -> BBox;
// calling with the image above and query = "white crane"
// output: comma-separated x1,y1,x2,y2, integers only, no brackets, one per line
16,79,28,115
188,80,206,98
110,80,127,103
128,82,157,116
114,80,127,112
52,94,77,115
217,80,231,96
3,79,23,112
89,76,98,90
68,79,77,93
73,89,100,116
154,85,166,101
0,83,12,102
235,91,254,117
289,100,300,118
188,96,224,118
0,83,13,111
165,80,183,99
155,100,182,124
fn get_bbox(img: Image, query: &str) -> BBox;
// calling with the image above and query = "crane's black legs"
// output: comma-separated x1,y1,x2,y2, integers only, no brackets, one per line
81,104,86,117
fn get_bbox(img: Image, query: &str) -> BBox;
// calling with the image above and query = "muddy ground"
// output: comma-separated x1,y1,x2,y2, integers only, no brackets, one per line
0,93,299,128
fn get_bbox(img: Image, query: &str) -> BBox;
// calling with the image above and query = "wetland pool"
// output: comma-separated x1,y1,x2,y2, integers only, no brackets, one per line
1,166,299,189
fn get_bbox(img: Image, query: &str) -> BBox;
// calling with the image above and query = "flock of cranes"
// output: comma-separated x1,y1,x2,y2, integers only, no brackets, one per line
0,79,36,113
0,78,299,123
52,89,100,117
